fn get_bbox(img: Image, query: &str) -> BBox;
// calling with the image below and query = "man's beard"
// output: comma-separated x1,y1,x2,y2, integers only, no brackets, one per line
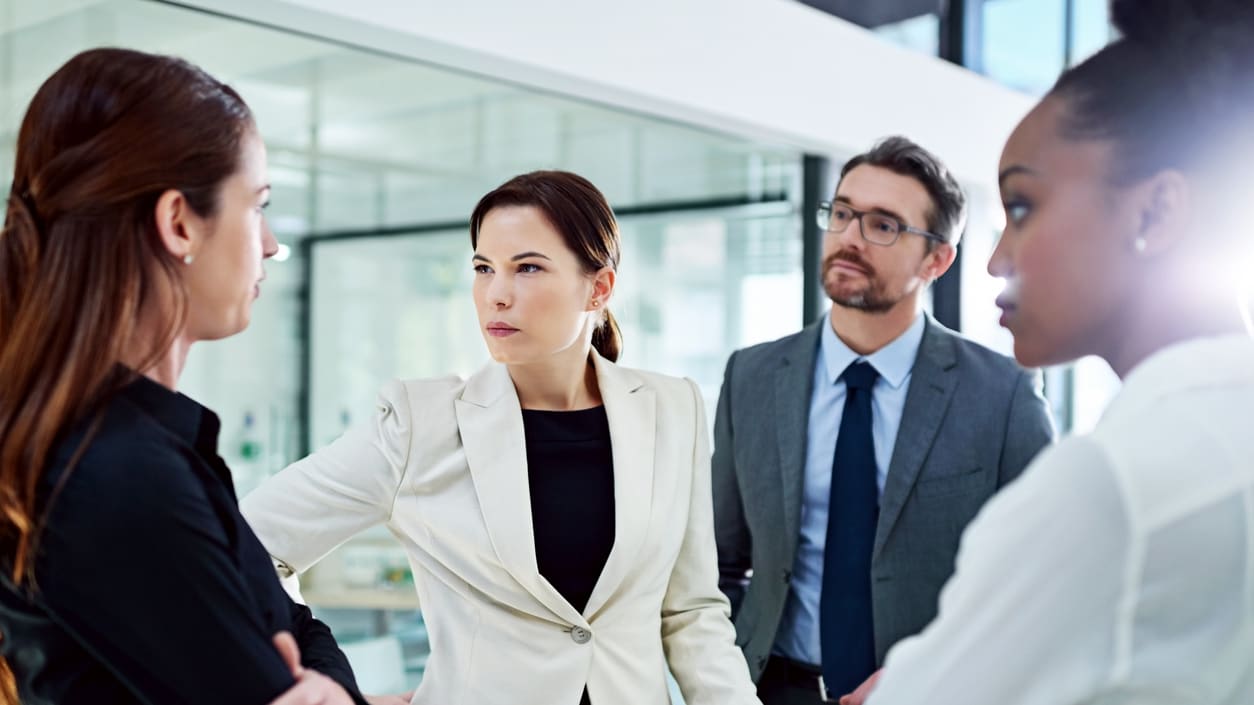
822,251,900,314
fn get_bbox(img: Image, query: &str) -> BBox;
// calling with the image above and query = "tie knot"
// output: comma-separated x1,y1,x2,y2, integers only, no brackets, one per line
841,360,878,391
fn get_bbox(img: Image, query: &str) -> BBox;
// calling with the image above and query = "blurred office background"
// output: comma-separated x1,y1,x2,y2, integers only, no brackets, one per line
0,0,1120,694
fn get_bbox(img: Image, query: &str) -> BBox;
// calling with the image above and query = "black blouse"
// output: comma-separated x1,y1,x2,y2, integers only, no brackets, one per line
523,406,615,705
522,406,616,613
0,373,366,705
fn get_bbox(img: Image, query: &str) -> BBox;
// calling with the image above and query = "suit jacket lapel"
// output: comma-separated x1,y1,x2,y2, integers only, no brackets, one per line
775,321,822,562
873,316,958,561
455,362,586,626
584,353,656,619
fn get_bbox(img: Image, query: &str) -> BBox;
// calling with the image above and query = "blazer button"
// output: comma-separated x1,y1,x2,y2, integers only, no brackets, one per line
570,626,592,644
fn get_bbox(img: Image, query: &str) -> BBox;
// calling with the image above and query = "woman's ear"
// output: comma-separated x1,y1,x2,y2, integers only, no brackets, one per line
1128,169,1191,257
153,189,205,263
590,266,616,308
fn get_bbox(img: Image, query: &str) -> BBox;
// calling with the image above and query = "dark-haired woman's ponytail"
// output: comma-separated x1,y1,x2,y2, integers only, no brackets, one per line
591,309,622,363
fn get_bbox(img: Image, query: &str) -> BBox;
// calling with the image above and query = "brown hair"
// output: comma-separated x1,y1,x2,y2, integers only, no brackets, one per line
0,48,253,589
468,170,624,362
0,652,11,705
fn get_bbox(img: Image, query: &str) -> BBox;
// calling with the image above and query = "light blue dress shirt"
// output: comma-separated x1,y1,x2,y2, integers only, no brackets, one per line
772,312,926,666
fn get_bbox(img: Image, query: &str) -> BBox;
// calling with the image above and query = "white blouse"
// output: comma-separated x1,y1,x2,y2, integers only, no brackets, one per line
868,335,1254,705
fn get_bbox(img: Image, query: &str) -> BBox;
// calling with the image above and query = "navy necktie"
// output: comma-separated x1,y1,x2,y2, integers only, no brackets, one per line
820,360,880,697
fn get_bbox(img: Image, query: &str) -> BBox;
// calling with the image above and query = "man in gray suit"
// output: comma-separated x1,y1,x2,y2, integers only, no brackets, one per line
712,136,1055,704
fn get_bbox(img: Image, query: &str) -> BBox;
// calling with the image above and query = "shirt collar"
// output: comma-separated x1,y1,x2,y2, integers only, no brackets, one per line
118,371,221,454
820,311,926,389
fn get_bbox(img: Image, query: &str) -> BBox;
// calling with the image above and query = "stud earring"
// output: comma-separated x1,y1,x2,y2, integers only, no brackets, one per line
183,254,195,265
591,300,600,308
1132,237,1148,254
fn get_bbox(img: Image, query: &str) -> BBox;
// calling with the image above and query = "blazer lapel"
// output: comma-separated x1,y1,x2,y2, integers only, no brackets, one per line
455,362,586,626
775,322,822,562
584,353,656,619
873,317,958,561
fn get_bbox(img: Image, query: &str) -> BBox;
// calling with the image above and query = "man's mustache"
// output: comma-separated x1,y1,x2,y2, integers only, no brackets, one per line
823,250,874,274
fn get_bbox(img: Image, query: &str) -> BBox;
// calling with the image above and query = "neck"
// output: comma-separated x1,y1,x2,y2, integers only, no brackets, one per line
828,297,921,355
508,342,601,411
1103,297,1248,379
123,329,193,391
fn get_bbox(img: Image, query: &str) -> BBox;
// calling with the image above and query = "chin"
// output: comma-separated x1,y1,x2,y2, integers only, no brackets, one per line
1011,337,1069,370
214,312,252,341
482,340,520,365
208,324,248,342
1011,342,1043,369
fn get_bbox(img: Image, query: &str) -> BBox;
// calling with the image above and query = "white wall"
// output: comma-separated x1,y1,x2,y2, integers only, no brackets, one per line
180,0,1034,187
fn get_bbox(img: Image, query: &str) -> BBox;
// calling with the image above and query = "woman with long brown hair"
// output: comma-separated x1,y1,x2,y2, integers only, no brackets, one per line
0,48,369,705
242,170,761,705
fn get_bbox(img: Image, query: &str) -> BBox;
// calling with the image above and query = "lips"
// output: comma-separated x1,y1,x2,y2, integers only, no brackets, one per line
993,277,1020,325
486,321,519,337
995,297,1017,328
829,261,868,275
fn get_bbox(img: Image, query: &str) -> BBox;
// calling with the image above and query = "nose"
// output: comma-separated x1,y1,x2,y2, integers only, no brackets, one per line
261,220,279,260
485,271,512,309
840,215,870,249
823,217,866,260
987,231,1012,278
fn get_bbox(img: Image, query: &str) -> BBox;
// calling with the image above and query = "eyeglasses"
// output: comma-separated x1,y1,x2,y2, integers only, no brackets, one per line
816,201,947,247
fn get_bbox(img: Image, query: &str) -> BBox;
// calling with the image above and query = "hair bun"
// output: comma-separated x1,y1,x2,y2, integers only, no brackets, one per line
1112,0,1254,46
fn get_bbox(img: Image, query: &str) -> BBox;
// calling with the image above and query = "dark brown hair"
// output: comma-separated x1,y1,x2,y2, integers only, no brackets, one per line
468,170,624,362
0,48,254,590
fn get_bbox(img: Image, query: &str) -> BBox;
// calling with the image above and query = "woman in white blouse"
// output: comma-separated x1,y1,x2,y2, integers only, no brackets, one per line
856,1,1254,704
242,171,759,705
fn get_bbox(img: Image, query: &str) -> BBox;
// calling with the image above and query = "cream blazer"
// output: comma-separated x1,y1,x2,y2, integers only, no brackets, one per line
240,352,759,705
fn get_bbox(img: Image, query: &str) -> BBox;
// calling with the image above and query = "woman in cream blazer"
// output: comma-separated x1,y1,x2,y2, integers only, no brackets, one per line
242,171,759,705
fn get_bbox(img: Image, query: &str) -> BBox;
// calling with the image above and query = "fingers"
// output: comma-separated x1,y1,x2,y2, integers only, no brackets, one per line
268,671,354,705
272,631,303,677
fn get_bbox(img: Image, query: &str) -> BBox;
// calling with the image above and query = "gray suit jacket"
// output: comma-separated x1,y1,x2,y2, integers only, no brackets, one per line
712,314,1055,680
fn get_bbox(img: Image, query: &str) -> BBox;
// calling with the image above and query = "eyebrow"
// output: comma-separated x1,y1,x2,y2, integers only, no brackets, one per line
471,251,553,263
833,195,910,225
998,165,1037,186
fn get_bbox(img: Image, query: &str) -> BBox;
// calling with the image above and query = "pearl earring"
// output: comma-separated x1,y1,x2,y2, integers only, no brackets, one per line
1132,237,1148,254
591,300,600,308
183,254,195,265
